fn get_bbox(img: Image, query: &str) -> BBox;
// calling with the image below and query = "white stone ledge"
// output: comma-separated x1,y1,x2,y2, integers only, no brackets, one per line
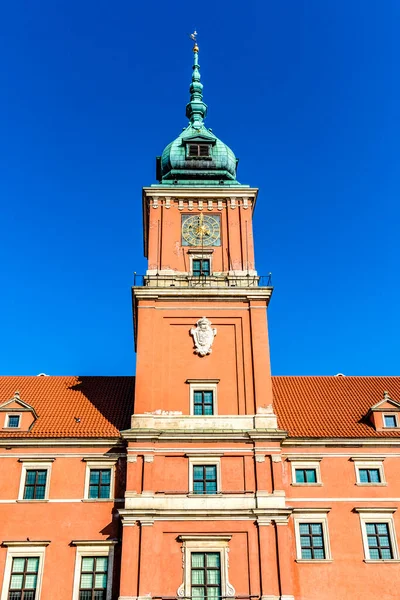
124,492,286,511
130,414,278,431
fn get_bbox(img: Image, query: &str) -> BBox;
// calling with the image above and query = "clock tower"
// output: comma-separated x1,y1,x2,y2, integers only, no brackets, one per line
119,40,292,600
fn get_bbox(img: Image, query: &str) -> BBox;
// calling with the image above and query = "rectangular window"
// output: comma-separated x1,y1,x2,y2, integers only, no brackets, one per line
188,144,210,158
7,415,20,428
8,556,39,600
366,523,393,560
359,468,381,483
191,552,221,600
193,465,217,495
299,523,326,560
193,391,214,416
192,259,210,277
79,556,108,600
384,415,397,428
23,470,47,500
295,468,317,484
89,469,111,499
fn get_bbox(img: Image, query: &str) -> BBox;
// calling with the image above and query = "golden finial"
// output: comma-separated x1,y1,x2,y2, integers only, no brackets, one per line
189,30,199,52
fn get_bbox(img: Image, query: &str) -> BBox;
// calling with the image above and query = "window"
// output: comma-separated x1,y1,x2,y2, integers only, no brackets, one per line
7,557,39,600
72,541,115,600
192,259,210,277
384,414,398,428
178,535,234,599
83,460,116,501
0,543,48,600
188,457,221,494
187,380,219,416
191,553,221,600
193,391,214,416
23,471,47,501
357,509,399,562
366,524,393,560
295,468,317,484
293,511,332,562
359,468,381,483
299,523,325,559
188,144,210,158
289,458,322,485
353,459,385,486
6,415,20,429
88,470,111,499
79,557,108,600
193,465,217,495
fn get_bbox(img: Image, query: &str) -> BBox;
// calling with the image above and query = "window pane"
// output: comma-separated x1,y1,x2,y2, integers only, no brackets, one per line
305,469,317,483
26,471,37,485
369,469,381,483
79,592,92,600
90,470,100,484
89,485,99,499
100,470,111,484
193,466,203,480
295,470,305,483
203,392,213,404
313,548,325,559
192,554,205,568
204,405,213,415
300,535,311,547
82,557,94,572
376,523,389,535
12,559,25,573
80,573,93,589
207,588,220,599
208,571,221,584
359,469,368,483
206,553,220,568
310,524,322,535
26,558,39,573
301,548,312,559
299,523,309,534
367,536,377,547
381,548,393,559
8,416,20,427
206,481,217,493
35,486,46,500
96,557,108,572
36,471,47,485
192,589,205,598
23,486,34,500
193,482,204,493
369,548,379,560
205,466,216,480
365,523,375,534
194,405,203,415
9,575,24,590
24,574,37,589
95,573,108,588
192,571,205,584
100,485,110,499
313,536,323,548
384,415,396,427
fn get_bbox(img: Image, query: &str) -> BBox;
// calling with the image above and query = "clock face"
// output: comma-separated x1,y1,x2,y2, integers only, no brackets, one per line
182,214,221,247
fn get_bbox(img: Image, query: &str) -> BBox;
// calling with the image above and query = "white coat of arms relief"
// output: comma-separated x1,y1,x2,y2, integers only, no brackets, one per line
190,316,217,356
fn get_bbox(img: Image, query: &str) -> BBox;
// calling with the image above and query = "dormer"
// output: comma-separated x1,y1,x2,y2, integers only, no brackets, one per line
0,391,37,432
368,391,400,431
183,134,216,160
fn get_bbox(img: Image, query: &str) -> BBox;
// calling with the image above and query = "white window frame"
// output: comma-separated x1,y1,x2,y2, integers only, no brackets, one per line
4,413,21,429
383,413,398,428
356,509,400,562
71,541,116,600
83,459,116,501
353,459,386,486
177,535,235,599
187,380,219,416
289,459,322,486
18,460,53,501
293,510,332,562
0,542,48,600
188,456,221,494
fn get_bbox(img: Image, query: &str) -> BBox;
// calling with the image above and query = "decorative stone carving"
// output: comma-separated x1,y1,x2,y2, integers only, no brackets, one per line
190,317,217,356
177,583,185,598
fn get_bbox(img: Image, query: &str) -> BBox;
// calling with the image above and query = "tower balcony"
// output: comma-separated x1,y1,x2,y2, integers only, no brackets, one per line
133,273,272,289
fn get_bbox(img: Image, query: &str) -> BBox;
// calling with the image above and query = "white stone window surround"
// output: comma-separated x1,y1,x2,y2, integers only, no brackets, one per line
0,541,49,600
187,455,222,494
71,540,116,600
17,459,54,501
383,413,399,428
355,508,400,562
82,459,117,501
186,379,219,416
177,535,235,598
187,248,214,276
352,457,386,486
4,413,21,429
288,457,322,486
293,508,332,562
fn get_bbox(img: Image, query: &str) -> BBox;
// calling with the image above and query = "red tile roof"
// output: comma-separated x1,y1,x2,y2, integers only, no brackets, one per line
0,375,399,440
0,376,133,438
272,376,400,438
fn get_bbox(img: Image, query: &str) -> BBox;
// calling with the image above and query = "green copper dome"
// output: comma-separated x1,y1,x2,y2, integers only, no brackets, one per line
155,43,243,187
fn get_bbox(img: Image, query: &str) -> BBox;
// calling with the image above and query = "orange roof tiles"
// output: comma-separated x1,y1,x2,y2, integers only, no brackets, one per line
0,376,133,438
272,376,400,438
0,375,400,440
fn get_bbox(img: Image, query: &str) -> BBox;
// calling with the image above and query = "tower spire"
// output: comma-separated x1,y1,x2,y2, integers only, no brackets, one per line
186,32,208,127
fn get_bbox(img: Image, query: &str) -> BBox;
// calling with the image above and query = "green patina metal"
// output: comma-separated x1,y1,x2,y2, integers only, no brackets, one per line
154,44,247,187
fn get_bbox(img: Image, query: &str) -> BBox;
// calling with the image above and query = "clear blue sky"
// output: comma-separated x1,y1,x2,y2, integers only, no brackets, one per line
1,1,399,376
